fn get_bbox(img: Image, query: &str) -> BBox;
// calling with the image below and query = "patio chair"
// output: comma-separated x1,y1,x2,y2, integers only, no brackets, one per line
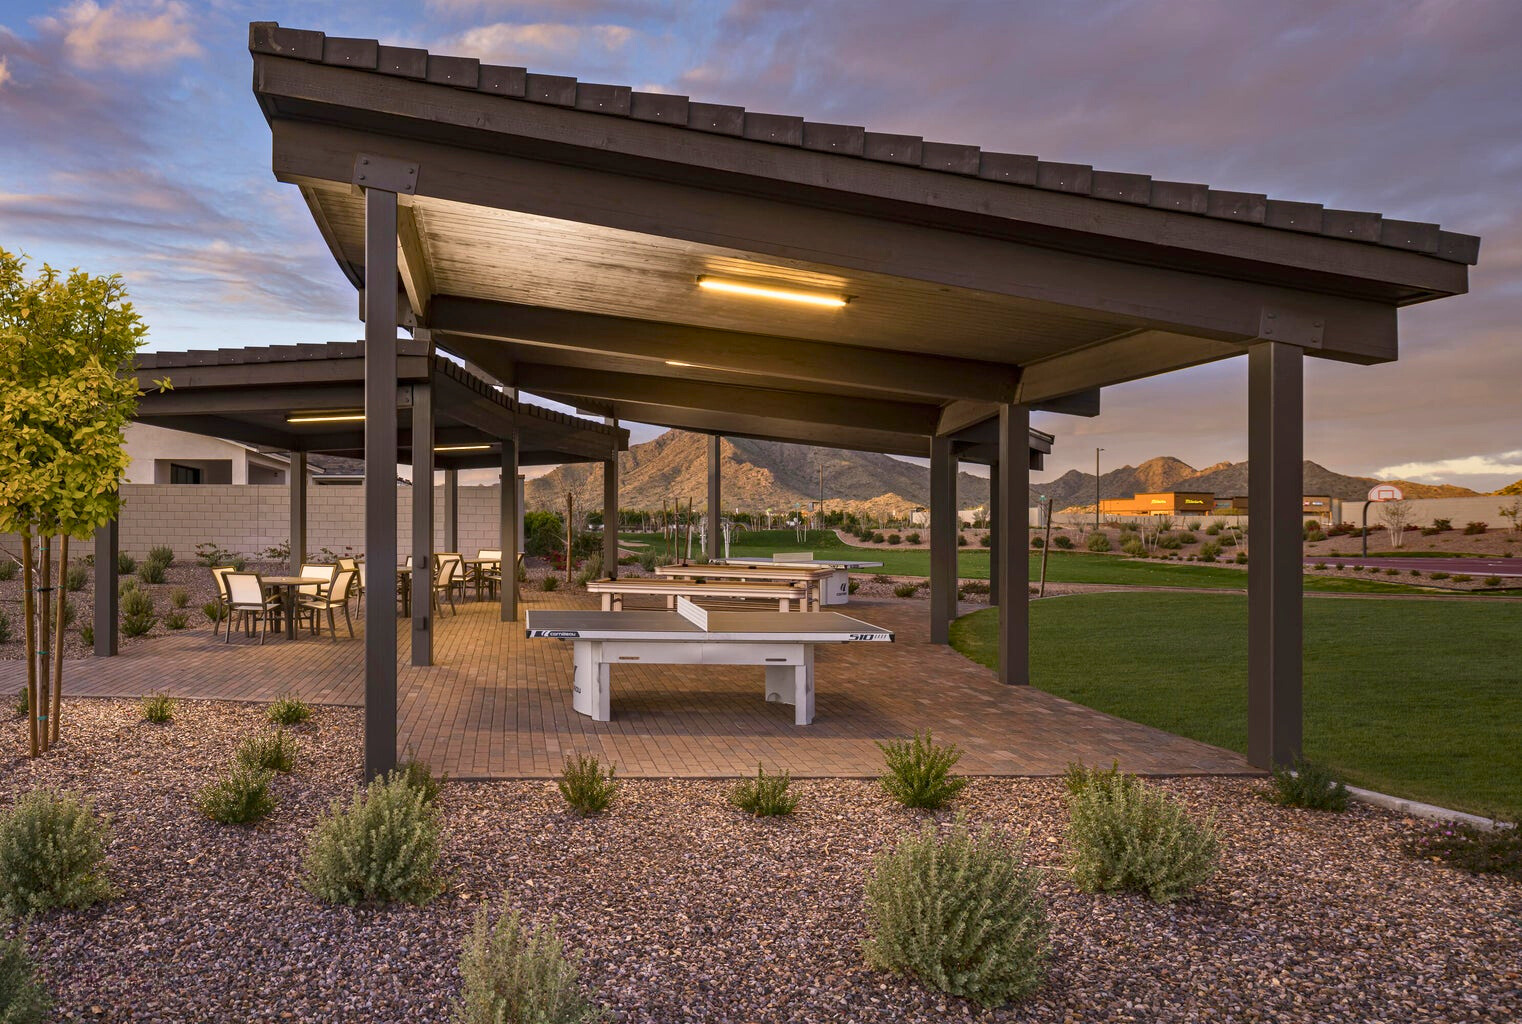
432,554,461,615
224,572,280,645
298,568,358,640
209,565,237,640
476,549,502,598
298,562,336,631
355,562,366,608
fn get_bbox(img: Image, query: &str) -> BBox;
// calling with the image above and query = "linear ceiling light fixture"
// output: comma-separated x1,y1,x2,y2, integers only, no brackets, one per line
286,411,365,424
434,443,492,453
696,276,849,308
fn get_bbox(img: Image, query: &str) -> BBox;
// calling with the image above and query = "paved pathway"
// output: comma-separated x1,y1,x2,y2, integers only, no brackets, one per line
1,591,1250,779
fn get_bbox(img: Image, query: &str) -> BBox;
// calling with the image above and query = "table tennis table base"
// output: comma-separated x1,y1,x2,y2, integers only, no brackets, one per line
570,640,815,725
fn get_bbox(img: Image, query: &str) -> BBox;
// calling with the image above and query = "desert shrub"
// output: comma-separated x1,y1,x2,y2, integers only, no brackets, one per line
524,511,564,557
1411,569,1422,577
0,935,52,1024
1432,518,1453,531
905,532,921,545
456,899,605,1024
1463,521,1488,535
136,559,165,585
1305,530,1326,542
303,771,443,906
0,560,15,582
236,730,298,773
64,564,88,592
1156,534,1182,550
1219,534,1236,547
1085,533,1112,553
1384,568,1400,576
1268,758,1350,811
847,580,859,594
198,766,276,825
617,554,638,566
886,533,902,545
1430,571,1450,580
0,790,115,917
1064,760,1132,798
0,611,10,645
1065,772,1219,903
871,532,885,543
878,730,967,810
163,611,189,630
11,688,25,717
1198,541,1221,562
1334,562,1345,570
1484,576,1503,588
80,624,93,647
140,692,175,723
559,755,617,815
146,545,174,568
267,695,312,726
1117,522,1136,534
168,587,190,609
397,757,444,806
1313,562,1327,570
1186,520,1202,531
1404,820,1522,882
194,542,233,566
729,765,798,817
1234,552,1248,564
120,589,155,638
1120,538,1145,557
892,583,919,598
1052,535,1073,550
541,575,559,592
1420,526,1440,536
1205,523,1222,536
1452,574,1474,583
956,534,968,547
263,541,291,561
863,816,1049,1007
1029,536,1043,548
201,601,228,623
961,580,990,595
115,552,136,575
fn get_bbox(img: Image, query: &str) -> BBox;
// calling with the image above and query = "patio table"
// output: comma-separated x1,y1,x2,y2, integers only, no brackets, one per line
260,576,331,640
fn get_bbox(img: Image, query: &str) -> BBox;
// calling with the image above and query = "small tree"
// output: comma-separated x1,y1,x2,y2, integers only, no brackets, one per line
1499,498,1522,534
0,251,157,755
1379,499,1413,549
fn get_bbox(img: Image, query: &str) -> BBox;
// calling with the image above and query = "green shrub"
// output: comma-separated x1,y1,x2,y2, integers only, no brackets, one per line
573,553,603,587
1198,541,1221,562
267,696,312,726
0,611,10,645
1205,523,1222,535
80,624,93,647
1384,567,1400,576
1178,532,1196,544
169,587,190,609
120,588,156,637
194,542,233,566
304,771,443,906
456,899,606,1024
140,692,175,723
957,534,969,547
1029,536,1043,548
878,730,967,810
905,532,921,545
116,552,136,575
1063,760,1131,799
202,601,228,622
886,533,902,545
1185,520,1202,531
1484,576,1503,588
163,611,189,630
236,730,298,773
1219,534,1236,547
541,575,559,592
136,560,166,585
980,534,991,546
1430,571,1450,580
1065,772,1219,903
1268,758,1350,811
892,583,918,598
0,790,115,917
847,579,860,594
146,545,174,568
0,935,52,1024
1052,535,1073,550
863,816,1049,1007
1120,538,1145,557
729,765,798,817
871,532,885,543
1463,521,1488,535
558,755,617,815
1085,533,1112,553
1410,569,1422,577
1451,574,1473,583
198,766,276,825
960,580,990,595
1313,562,1327,570
1305,530,1326,542
1234,552,1248,564
1334,562,1345,569
10,688,24,717
1156,534,1182,550
1404,820,1522,882
64,564,88,592
0,560,15,582
398,756,444,806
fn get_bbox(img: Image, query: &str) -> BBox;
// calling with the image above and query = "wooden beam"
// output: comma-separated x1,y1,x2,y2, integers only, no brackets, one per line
397,203,434,322
937,400,1000,437
428,296,1021,402
1017,331,1244,405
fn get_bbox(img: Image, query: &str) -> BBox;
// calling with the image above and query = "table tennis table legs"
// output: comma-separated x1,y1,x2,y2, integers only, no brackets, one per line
568,639,815,724
764,645,814,725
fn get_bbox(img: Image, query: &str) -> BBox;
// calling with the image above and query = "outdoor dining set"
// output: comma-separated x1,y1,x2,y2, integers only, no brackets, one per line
209,551,505,643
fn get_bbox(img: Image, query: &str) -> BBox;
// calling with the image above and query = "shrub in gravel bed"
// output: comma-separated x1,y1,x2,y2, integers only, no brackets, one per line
1268,758,1350,812
0,559,15,582
304,771,443,907
863,815,1049,1008
136,560,166,585
198,766,276,825
10,688,24,717
116,553,136,576
120,588,156,638
64,564,87,592
147,545,174,568
0,611,10,645
729,765,798,817
163,611,189,630
456,900,606,1024
201,601,228,623
169,587,190,609
1405,820,1522,882
541,575,559,592
1065,771,1219,903
79,625,93,647
892,583,918,598
0,935,52,1024
558,755,617,815
1085,533,1112,552
0,790,116,918
266,696,312,726
140,692,175,724
878,730,967,810
235,730,297,774
398,757,444,806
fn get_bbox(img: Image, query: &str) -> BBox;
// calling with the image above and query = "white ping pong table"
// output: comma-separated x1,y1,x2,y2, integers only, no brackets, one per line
525,597,894,724
712,552,884,605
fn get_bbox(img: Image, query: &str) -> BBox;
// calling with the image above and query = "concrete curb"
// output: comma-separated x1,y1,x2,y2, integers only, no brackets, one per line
1348,784,1510,830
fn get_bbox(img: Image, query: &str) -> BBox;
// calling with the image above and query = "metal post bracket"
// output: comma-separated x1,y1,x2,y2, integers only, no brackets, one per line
1257,307,1324,349
353,154,419,195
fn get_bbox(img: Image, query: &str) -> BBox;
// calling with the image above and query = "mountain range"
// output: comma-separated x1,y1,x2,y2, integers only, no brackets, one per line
524,430,1484,514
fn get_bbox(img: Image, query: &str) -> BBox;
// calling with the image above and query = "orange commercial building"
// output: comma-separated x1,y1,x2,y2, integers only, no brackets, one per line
1099,492,1334,518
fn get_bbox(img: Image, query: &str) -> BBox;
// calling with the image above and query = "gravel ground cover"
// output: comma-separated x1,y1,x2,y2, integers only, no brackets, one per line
4,699,1520,1022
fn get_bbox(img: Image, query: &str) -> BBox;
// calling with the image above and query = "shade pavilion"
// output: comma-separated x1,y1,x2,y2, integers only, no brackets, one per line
247,22,1477,776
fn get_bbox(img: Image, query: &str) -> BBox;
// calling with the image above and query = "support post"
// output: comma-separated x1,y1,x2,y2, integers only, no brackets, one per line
706,434,721,559
93,519,118,657
362,184,399,781
603,447,619,580
411,383,434,667
500,436,519,621
996,404,1030,685
1247,341,1303,769
444,468,459,554
988,462,1000,606
929,436,957,644
288,451,307,574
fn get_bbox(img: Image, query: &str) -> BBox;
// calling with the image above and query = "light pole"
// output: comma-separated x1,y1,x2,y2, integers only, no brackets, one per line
1094,447,1104,533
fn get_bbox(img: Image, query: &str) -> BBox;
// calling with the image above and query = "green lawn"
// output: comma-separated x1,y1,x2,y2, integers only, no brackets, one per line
620,530,1439,594
950,592,1522,815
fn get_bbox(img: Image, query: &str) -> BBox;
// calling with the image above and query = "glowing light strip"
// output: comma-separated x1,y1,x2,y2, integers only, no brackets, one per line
286,412,365,424
696,276,848,308
434,443,492,453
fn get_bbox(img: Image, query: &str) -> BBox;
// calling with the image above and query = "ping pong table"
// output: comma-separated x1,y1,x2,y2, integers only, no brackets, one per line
712,552,884,605
525,597,894,724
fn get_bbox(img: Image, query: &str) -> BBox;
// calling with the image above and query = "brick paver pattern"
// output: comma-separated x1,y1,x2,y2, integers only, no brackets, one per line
1,592,1250,779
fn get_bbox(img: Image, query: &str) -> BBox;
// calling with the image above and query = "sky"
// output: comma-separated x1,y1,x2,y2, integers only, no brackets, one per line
2,0,1519,491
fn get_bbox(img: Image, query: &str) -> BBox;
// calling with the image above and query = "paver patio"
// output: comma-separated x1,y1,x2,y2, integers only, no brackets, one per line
2,592,1250,779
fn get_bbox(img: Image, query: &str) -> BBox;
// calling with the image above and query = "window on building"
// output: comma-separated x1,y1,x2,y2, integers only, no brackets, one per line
169,464,202,485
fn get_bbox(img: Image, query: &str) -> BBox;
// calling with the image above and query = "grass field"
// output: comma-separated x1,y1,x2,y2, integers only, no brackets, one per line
950,592,1522,816
621,530,1444,595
